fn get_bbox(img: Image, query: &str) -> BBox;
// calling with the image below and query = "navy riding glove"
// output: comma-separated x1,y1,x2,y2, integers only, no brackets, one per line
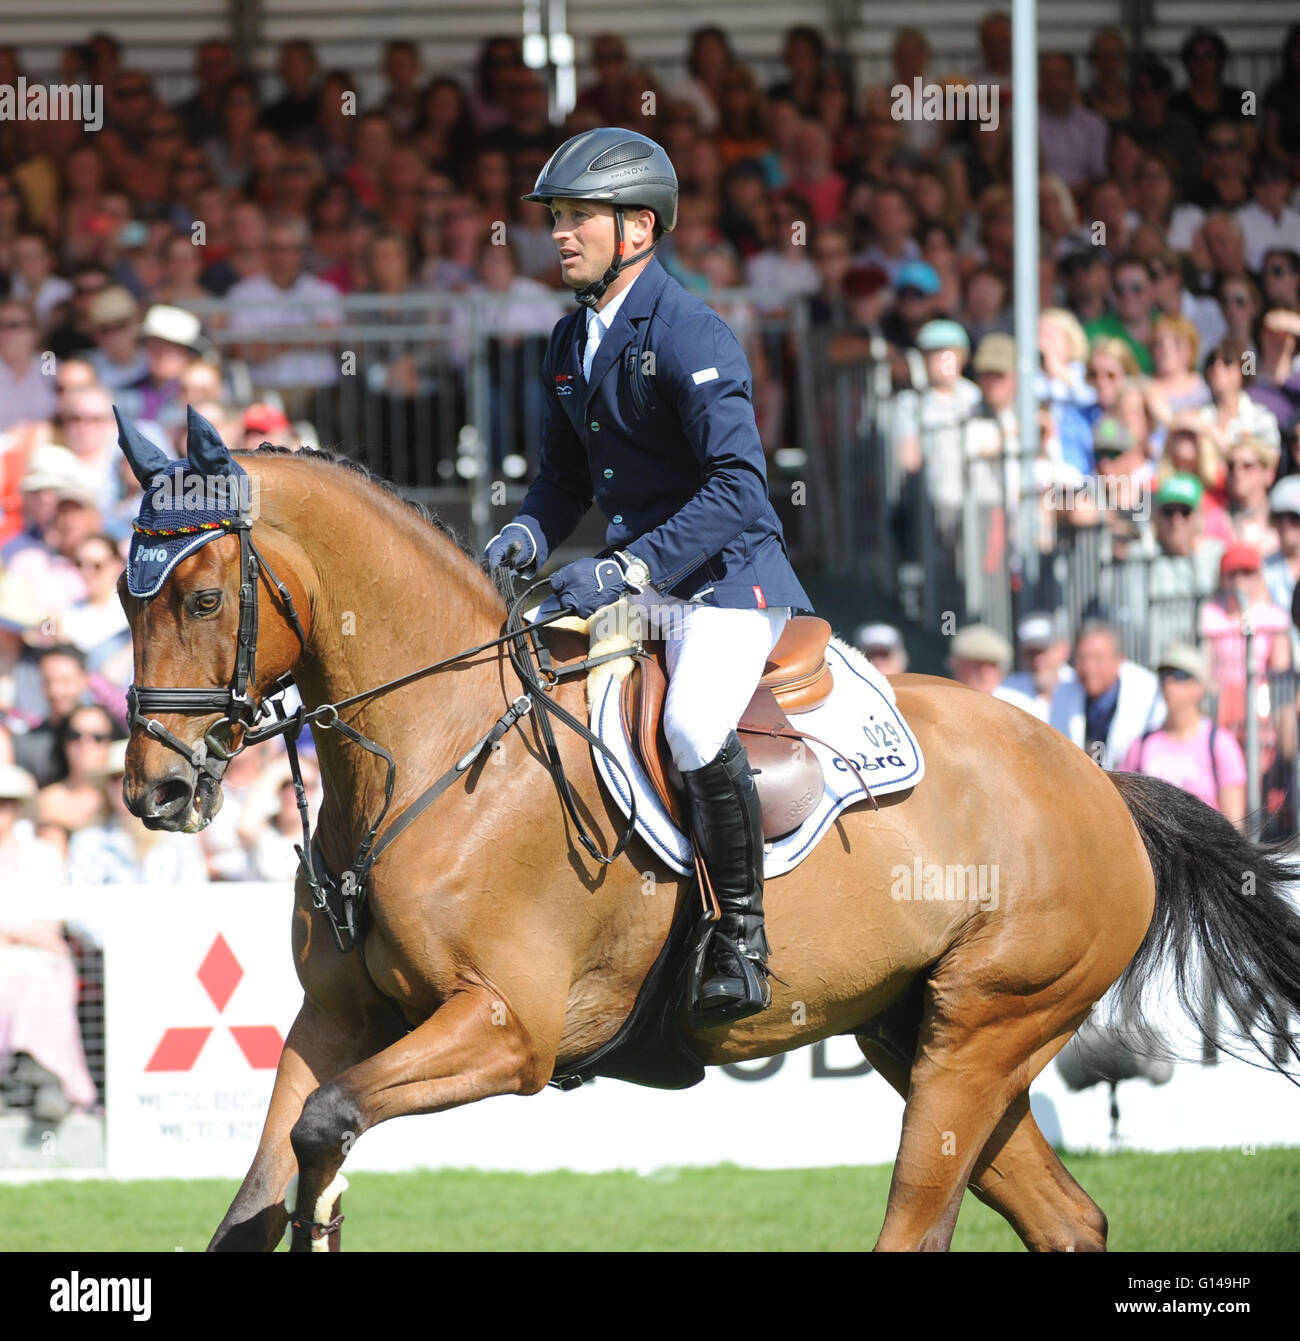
483,517,547,577
550,553,642,618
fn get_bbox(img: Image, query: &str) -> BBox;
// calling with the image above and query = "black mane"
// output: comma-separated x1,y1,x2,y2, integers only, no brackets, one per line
238,443,474,561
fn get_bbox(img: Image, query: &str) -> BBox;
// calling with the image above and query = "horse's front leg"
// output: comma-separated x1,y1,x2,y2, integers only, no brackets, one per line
287,985,556,1252
208,993,401,1252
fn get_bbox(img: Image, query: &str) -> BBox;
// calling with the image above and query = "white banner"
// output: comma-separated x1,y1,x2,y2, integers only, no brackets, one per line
3,885,1296,1179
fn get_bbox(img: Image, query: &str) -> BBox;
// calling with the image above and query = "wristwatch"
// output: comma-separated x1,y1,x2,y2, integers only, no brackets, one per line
617,551,652,592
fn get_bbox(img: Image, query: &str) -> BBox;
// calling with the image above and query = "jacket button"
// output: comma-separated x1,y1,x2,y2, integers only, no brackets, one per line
612,514,623,524
590,421,600,432
603,468,613,478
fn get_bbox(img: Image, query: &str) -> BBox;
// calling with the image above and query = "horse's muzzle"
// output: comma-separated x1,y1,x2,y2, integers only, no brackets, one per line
127,764,223,833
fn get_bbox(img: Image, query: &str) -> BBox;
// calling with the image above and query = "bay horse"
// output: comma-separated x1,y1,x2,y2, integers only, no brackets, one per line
117,433,1300,1253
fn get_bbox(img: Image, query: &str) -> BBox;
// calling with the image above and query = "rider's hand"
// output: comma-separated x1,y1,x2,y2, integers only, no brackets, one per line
549,554,634,618
483,518,547,577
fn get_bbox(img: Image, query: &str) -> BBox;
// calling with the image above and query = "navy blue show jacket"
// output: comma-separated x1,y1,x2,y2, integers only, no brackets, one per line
515,257,813,612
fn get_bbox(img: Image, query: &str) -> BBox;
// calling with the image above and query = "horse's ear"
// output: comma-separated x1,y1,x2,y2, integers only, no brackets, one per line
185,403,241,476
114,406,170,487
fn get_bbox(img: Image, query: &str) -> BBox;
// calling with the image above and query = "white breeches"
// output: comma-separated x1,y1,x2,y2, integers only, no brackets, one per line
622,591,791,772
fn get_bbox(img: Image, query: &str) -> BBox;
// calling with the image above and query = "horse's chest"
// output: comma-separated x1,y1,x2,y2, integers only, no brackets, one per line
361,926,455,1021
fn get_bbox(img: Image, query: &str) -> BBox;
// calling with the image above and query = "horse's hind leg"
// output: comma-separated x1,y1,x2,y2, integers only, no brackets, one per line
858,1035,1107,1251
967,1092,1107,1251
862,970,1097,1251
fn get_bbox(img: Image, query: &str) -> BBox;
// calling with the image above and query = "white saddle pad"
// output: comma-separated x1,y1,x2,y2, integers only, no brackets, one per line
589,635,925,879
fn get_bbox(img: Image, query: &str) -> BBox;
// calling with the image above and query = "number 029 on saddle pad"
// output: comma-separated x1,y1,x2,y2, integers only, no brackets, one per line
583,621,925,880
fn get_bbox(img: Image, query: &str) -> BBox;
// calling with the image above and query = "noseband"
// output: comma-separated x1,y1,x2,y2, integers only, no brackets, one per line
126,518,308,780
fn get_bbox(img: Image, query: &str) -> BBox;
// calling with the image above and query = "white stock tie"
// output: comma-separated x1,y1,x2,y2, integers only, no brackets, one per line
584,311,604,382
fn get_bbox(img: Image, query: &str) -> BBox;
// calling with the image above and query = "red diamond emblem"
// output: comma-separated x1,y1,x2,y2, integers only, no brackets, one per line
145,935,281,1073
145,1027,213,1072
229,1026,285,1069
197,934,243,1012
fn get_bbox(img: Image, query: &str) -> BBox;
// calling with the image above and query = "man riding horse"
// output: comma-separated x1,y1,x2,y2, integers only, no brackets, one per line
484,128,812,1024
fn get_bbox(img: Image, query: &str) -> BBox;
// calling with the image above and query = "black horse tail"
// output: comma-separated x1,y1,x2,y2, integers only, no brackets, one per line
1108,771,1300,1079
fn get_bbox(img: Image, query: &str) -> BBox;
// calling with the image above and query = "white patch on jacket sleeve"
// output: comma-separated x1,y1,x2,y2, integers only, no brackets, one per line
691,367,719,385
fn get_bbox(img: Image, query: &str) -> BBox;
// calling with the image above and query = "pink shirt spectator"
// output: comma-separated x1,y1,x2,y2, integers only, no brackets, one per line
1120,718,1246,813
1200,597,1289,690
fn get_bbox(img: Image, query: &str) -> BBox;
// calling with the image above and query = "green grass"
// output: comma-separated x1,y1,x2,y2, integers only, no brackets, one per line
2,1149,1297,1251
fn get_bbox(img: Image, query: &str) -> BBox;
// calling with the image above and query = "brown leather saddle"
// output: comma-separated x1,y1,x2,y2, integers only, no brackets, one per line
618,616,872,840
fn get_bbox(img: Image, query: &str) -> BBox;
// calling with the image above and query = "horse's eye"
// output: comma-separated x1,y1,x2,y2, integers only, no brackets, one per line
191,590,222,616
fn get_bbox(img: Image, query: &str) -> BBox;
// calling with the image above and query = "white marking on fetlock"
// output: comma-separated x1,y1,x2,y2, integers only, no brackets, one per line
283,1173,298,1250
310,1173,349,1253
284,1170,349,1251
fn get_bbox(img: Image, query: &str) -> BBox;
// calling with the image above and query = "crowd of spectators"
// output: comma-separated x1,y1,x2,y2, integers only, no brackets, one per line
3,15,1300,1117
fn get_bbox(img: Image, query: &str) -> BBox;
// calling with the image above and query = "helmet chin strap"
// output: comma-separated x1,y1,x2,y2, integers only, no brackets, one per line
574,207,657,309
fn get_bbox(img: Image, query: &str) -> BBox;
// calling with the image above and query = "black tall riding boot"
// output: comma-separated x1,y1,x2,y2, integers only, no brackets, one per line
681,731,771,1025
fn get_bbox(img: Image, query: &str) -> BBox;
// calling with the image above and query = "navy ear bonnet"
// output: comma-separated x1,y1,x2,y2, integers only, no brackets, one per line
117,405,252,598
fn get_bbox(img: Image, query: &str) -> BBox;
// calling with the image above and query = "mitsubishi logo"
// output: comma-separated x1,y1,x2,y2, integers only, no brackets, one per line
145,934,284,1071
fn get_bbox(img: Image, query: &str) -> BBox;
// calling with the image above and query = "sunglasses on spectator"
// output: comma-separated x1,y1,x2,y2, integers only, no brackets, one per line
1159,504,1193,519
67,730,113,744
1273,512,1300,525
1095,445,1129,459
1157,667,1196,682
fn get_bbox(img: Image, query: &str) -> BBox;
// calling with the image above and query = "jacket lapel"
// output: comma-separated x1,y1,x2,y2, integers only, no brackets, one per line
582,259,670,411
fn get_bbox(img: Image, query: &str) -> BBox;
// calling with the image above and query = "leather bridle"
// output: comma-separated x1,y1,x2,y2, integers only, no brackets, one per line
125,517,308,781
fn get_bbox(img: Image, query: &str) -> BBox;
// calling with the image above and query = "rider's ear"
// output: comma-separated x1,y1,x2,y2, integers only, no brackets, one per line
114,406,170,487
185,403,242,476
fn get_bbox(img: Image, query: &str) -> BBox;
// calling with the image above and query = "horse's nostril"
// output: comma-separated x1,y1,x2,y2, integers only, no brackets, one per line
149,778,192,816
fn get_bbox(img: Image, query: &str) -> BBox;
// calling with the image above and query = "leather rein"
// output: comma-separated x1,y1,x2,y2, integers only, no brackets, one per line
128,534,638,954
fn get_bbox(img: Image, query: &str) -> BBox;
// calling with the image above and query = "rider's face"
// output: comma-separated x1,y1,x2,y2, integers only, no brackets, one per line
549,200,655,292
550,200,616,290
